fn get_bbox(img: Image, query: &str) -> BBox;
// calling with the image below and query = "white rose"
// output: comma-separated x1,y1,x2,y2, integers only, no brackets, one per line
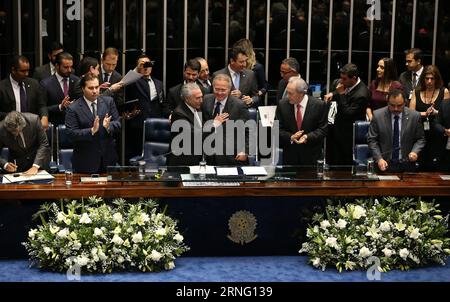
94,228,103,237
28,229,38,239
338,208,347,217
399,248,409,260
325,237,339,249
150,250,162,262
76,255,89,266
379,221,391,232
98,250,107,261
359,247,372,258
166,261,175,270
336,219,347,229
49,225,60,234
408,227,421,240
43,247,52,255
312,257,321,268
320,220,331,229
117,256,125,264
174,233,184,243
79,213,92,224
56,228,70,239
352,205,366,219
132,231,143,243
395,221,406,232
156,228,166,237
72,241,82,250
57,212,65,222
382,247,394,258
140,213,150,223
111,234,124,245
113,213,123,223
113,226,122,234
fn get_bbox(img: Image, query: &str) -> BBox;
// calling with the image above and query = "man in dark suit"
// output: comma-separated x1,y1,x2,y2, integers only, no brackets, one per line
40,52,79,126
167,58,207,112
434,99,450,172
32,41,64,83
0,55,48,130
368,89,425,173
276,57,302,104
65,73,121,173
99,47,124,106
212,46,260,108
324,63,370,165
202,73,249,166
124,54,168,162
399,48,424,102
167,83,204,166
0,111,50,174
276,77,328,166
195,57,213,94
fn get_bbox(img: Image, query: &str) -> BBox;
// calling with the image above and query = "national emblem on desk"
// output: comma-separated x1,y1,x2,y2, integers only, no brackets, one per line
227,210,258,245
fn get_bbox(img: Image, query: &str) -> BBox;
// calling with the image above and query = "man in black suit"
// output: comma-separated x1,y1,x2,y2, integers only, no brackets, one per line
324,63,370,165
433,98,450,172
213,46,260,108
65,74,121,173
276,57,302,104
124,54,168,162
167,83,204,166
0,111,50,174
202,73,249,166
99,47,124,106
276,77,328,166
167,58,207,113
195,57,213,94
0,55,48,130
32,41,64,83
40,52,79,126
399,48,424,102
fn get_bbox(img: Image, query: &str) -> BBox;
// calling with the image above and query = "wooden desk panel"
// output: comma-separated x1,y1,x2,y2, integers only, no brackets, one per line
1,173,450,199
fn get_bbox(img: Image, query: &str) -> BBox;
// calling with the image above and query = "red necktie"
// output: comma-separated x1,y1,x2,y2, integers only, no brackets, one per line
62,78,68,97
296,104,303,130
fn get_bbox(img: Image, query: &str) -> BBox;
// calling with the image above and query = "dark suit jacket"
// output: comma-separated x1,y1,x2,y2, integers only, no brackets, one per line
32,63,52,83
202,94,249,166
276,96,328,165
40,74,79,125
0,113,50,171
399,70,424,100
368,106,425,162
65,96,121,173
330,80,370,164
0,76,48,120
276,79,288,104
196,78,213,94
100,69,124,106
167,102,204,166
125,77,169,126
433,99,450,147
212,67,260,107
167,83,208,112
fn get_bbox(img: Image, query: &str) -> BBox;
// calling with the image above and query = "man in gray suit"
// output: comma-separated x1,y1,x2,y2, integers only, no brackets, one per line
0,111,50,174
368,89,425,173
213,46,260,108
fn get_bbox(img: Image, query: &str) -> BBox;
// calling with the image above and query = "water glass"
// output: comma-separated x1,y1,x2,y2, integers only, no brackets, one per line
316,159,324,179
367,159,375,177
65,170,73,185
138,160,146,179
198,160,207,179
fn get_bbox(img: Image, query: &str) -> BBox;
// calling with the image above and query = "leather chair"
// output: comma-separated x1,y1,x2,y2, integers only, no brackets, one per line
56,125,73,171
353,120,371,166
129,118,171,167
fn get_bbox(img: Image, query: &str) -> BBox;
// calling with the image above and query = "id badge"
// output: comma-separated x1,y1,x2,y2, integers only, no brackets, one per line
423,119,430,131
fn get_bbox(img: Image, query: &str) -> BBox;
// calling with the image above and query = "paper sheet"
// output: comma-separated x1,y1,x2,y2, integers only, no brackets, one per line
2,170,55,183
258,106,277,127
377,175,400,181
121,69,143,86
216,167,238,176
241,166,268,176
189,165,216,174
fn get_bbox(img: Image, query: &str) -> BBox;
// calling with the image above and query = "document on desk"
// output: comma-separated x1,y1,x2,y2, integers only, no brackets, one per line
216,167,239,176
439,175,450,180
80,176,108,183
377,175,400,181
2,170,55,184
241,166,268,176
189,165,216,174
181,174,240,187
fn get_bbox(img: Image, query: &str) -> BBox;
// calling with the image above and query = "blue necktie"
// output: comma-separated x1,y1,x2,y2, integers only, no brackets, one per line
392,115,400,163
19,81,28,112
213,102,221,116
233,73,240,90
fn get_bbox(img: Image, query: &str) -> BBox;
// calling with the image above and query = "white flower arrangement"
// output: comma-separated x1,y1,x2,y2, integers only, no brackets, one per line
23,196,189,273
299,197,450,272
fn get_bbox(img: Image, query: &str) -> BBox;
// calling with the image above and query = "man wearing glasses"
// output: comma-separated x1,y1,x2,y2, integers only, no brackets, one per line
277,57,302,105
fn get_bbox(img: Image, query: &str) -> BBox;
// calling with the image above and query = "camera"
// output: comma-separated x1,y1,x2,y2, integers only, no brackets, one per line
143,61,155,68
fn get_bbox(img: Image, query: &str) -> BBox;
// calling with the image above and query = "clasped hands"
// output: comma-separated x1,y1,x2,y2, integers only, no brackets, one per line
291,130,308,144
231,90,253,107
91,113,112,134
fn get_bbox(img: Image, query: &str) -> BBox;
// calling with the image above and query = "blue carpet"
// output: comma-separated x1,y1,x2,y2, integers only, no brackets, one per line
0,256,449,282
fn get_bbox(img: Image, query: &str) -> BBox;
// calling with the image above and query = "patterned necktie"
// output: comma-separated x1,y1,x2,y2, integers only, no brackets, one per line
213,102,221,116
392,115,400,163
91,102,97,117
296,104,303,130
104,73,109,83
18,81,28,112
62,78,69,97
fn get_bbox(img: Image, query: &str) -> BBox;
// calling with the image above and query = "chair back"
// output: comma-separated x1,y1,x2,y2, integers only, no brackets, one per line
142,118,171,166
353,121,371,164
56,125,73,170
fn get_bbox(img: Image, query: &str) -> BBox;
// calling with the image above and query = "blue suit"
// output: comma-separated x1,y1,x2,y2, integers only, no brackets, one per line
65,96,121,173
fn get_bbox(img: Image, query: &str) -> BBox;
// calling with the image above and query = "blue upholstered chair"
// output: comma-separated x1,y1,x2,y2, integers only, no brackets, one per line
353,120,371,165
248,108,257,122
129,118,171,167
56,125,73,171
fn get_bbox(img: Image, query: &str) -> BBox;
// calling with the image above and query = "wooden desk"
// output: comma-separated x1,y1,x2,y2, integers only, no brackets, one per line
1,173,450,199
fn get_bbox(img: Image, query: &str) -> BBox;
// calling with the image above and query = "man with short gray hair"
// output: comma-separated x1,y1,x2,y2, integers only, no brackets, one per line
276,77,328,165
277,57,302,103
0,111,50,174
